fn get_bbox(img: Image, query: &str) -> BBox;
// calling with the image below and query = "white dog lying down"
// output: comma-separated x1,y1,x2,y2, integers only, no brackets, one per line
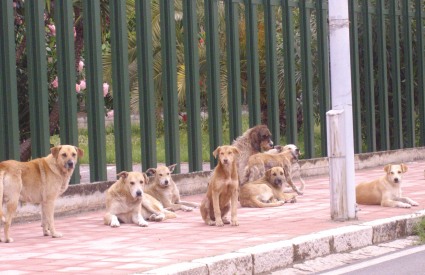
356,163,418,208
104,171,149,227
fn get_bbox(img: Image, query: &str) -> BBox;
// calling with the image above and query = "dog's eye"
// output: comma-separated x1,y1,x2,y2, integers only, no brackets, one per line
280,172,284,175
398,171,401,174
140,181,143,184
159,174,163,177
72,153,76,157
61,153,67,157
130,181,135,185
391,172,394,174
272,173,276,176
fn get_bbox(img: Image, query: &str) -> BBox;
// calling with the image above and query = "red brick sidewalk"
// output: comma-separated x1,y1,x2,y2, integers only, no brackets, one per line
1,160,424,274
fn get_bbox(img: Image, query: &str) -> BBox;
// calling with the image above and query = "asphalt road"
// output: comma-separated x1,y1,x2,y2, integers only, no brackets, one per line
320,244,425,275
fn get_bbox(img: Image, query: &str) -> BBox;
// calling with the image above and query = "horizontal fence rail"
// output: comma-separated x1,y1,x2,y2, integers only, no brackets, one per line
1,0,425,183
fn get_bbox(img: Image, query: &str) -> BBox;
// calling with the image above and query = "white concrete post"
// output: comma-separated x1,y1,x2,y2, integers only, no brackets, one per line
327,0,356,220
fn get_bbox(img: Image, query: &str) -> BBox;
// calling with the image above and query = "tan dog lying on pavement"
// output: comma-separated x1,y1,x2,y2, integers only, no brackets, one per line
104,171,149,227
242,144,304,195
145,164,199,212
141,193,177,222
240,167,297,208
356,164,419,208
0,145,83,242
200,145,240,226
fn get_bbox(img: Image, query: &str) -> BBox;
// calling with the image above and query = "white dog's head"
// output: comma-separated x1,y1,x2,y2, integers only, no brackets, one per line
117,171,147,199
266,144,300,162
146,164,176,188
384,164,408,184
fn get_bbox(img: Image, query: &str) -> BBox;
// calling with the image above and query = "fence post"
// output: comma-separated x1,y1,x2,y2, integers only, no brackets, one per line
25,0,50,158
328,0,356,221
416,0,425,146
0,0,20,161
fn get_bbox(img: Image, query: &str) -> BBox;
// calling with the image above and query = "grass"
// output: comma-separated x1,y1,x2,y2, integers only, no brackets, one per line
413,217,425,244
50,114,324,165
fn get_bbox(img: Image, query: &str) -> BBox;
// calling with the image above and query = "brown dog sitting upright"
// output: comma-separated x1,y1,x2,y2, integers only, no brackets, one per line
145,164,199,212
200,145,240,226
240,167,297,208
232,125,274,185
0,145,83,243
104,171,149,227
356,163,418,208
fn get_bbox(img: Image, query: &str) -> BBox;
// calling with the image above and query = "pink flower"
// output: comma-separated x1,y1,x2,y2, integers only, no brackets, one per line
78,60,84,72
79,80,86,90
107,110,114,118
48,24,56,36
51,76,58,89
103,82,109,97
74,27,77,38
76,83,81,93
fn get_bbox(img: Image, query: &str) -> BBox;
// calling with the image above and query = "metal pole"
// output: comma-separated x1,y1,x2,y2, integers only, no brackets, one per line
327,0,356,220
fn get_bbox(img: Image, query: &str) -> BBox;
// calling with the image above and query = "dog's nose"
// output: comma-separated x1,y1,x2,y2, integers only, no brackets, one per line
136,190,142,197
223,159,228,164
394,178,399,183
164,180,169,185
66,160,74,169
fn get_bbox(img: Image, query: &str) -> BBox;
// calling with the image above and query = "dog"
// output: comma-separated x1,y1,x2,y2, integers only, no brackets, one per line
141,193,177,222
232,125,274,185
242,144,304,195
240,167,298,208
104,171,149,227
0,145,83,242
145,164,199,212
200,145,240,226
356,164,418,208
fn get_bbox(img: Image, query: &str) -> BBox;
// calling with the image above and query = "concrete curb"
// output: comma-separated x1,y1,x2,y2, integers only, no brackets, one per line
139,210,425,275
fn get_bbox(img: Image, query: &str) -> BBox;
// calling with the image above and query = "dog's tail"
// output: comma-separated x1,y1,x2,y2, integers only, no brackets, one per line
0,170,4,222
163,209,177,220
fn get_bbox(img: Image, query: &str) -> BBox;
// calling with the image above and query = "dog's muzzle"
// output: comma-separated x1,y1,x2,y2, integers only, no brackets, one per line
65,160,75,169
394,178,399,183
136,190,142,197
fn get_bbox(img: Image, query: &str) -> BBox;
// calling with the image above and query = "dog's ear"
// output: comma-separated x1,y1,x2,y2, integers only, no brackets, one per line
232,146,240,156
249,128,261,152
74,146,84,158
117,171,129,179
146,168,156,176
274,145,283,153
142,173,149,184
400,163,408,173
51,146,62,158
168,164,177,173
212,146,221,159
384,164,392,173
265,169,272,179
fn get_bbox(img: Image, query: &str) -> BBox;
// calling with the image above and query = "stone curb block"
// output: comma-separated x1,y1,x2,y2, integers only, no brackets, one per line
316,225,373,253
138,262,208,275
237,240,294,274
192,252,253,275
291,233,332,262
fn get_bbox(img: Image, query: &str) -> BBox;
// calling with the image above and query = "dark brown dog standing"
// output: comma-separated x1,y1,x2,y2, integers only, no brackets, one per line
200,145,240,226
0,145,83,242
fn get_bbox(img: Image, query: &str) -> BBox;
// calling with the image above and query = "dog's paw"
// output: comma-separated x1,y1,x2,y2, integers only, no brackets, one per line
278,200,286,206
410,201,419,206
231,220,239,226
206,220,216,226
182,206,193,212
398,202,411,208
1,237,13,243
51,232,63,238
296,190,304,196
215,220,224,227
222,217,231,224
43,229,51,236
110,216,120,227
137,219,149,227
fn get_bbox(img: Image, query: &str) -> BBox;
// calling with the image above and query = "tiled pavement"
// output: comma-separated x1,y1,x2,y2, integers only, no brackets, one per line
1,160,425,274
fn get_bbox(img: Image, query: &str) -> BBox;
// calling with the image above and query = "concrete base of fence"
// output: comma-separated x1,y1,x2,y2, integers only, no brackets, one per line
12,147,425,223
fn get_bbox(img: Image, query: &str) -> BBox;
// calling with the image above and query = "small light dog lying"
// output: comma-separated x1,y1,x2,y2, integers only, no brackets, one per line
356,163,418,208
232,125,274,184
141,193,177,222
145,164,199,212
242,144,304,195
200,145,240,226
240,167,297,208
104,171,149,227
0,145,83,242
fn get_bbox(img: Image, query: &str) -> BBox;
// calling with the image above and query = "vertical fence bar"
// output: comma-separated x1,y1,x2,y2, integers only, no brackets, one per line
362,0,376,152
416,0,425,146
299,0,315,158
402,0,415,147
376,0,389,151
110,0,133,173
281,0,298,145
225,0,242,142
83,0,107,182
25,0,50,158
389,0,403,149
316,0,330,156
264,0,280,144
160,0,180,172
0,1,20,161
55,0,80,183
135,0,157,171
245,0,261,126
349,0,362,153
205,0,222,169
183,0,202,172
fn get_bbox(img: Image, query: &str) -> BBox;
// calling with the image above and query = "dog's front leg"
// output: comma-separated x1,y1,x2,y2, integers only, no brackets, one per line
230,188,239,226
132,211,148,227
42,201,62,238
397,197,419,206
284,168,303,195
212,192,223,226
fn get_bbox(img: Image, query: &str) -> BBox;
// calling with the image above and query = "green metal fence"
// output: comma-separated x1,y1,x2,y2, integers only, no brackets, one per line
1,0,424,184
